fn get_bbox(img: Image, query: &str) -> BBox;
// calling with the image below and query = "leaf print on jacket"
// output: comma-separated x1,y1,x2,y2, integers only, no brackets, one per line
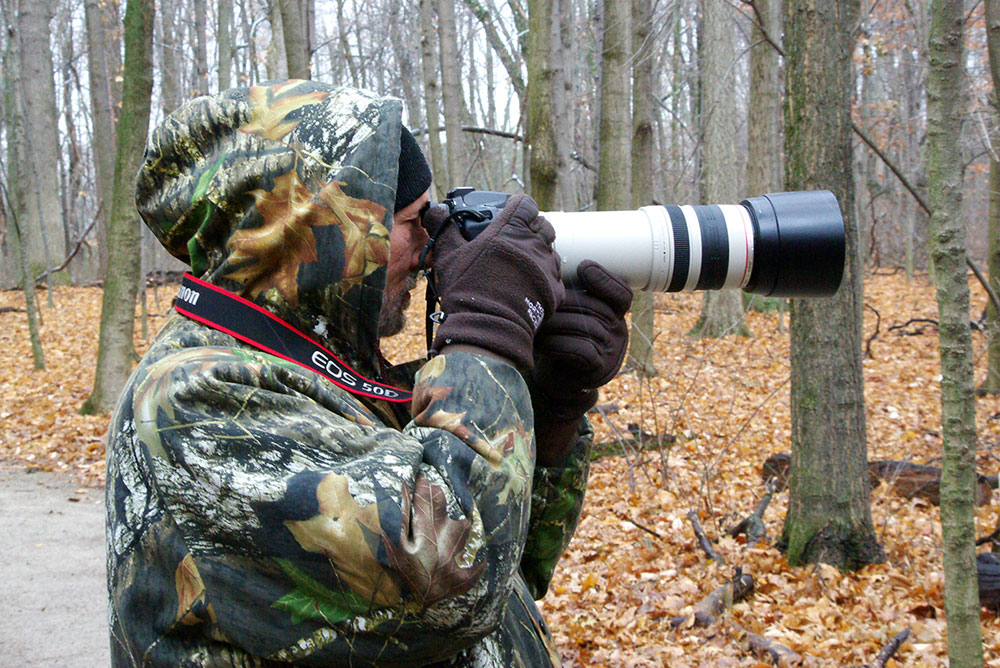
283,472,400,607
384,476,487,610
226,171,389,304
240,80,330,141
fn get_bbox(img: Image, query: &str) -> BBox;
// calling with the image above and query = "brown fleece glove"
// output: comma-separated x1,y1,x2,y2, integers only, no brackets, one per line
530,260,633,465
426,194,564,370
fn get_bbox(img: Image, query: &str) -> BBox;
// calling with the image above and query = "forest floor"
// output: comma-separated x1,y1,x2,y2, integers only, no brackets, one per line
2,272,1000,666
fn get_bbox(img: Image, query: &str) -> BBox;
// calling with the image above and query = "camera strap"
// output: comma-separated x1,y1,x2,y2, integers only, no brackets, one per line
173,273,412,403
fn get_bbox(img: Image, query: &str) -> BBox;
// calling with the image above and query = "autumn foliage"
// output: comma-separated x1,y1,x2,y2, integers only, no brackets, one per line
2,272,1000,665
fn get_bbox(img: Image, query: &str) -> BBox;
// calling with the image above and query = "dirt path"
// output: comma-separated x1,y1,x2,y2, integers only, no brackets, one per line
0,465,109,667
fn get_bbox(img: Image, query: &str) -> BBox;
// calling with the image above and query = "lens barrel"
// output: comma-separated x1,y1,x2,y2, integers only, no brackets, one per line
545,190,844,298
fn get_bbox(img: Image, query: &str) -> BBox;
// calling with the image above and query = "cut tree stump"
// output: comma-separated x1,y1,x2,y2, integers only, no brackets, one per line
761,453,993,506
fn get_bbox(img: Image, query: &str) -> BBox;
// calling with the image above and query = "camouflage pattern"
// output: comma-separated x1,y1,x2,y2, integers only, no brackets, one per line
107,81,592,667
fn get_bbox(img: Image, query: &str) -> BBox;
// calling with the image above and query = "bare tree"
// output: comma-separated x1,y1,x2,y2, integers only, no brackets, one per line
779,0,883,571
218,0,233,90
3,3,44,369
420,0,446,197
16,0,65,277
689,0,750,338
85,0,118,277
278,0,309,78
596,0,630,212
527,0,558,209
929,0,985,662
82,0,156,415
437,0,466,187
627,0,657,376
193,0,209,94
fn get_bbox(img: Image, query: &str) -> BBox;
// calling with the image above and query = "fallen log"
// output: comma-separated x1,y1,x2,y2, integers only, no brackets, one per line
669,571,755,628
761,453,993,506
740,629,804,665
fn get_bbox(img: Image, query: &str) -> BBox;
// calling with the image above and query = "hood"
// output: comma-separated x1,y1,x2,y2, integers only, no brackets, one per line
137,81,404,378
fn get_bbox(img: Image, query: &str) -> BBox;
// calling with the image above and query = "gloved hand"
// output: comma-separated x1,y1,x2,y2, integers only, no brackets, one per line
425,194,564,370
530,260,633,465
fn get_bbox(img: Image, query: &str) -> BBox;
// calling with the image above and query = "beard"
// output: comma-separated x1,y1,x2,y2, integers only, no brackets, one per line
378,272,418,337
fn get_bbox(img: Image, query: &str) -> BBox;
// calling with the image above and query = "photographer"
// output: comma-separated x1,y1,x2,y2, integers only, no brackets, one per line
107,80,631,667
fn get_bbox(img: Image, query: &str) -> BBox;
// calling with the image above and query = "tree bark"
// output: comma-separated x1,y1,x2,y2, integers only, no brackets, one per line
266,0,289,80
16,0,66,277
420,0,446,198
627,0,657,376
689,0,750,339
596,0,630,212
982,0,1000,396
437,0,466,187
527,0,558,209
193,0,209,94
3,13,45,369
779,0,883,571
85,0,118,278
218,0,233,90
278,0,308,79
928,0,985,663
82,0,156,415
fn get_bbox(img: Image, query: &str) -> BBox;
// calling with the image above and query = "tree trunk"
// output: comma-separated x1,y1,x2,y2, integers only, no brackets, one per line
158,0,183,111
745,0,785,318
928,0,985,663
193,0,208,94
779,0,883,571
278,0,308,79
82,0,155,415
982,0,1000,396
527,0,558,210
437,0,465,187
388,1,424,136
596,0,630,212
266,0,289,80
3,15,45,369
985,159,1000,395
17,0,66,278
747,0,781,197
689,0,750,339
420,0,446,198
218,0,233,90
627,0,657,376
85,0,118,278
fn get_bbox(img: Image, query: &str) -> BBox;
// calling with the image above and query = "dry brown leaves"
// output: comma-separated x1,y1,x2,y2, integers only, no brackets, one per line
2,273,1000,666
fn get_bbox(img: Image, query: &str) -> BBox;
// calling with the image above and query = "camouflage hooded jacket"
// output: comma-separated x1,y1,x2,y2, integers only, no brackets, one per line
106,81,592,667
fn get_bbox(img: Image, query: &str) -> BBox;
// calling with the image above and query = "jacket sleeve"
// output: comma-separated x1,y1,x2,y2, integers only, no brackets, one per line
519,417,593,599
129,346,534,666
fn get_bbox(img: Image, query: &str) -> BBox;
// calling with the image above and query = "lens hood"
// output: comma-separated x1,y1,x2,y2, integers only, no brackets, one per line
741,191,845,298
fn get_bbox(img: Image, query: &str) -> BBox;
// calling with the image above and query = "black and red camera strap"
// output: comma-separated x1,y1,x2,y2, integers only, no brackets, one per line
173,273,412,403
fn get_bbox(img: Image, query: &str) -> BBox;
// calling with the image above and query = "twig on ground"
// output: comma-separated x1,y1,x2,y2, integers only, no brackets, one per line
669,570,755,628
688,509,726,564
740,627,804,665
869,627,910,668
727,477,777,546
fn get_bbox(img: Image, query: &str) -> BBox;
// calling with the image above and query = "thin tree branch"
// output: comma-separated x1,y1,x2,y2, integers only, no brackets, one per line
739,0,784,56
35,205,102,282
852,120,1000,316
412,125,524,142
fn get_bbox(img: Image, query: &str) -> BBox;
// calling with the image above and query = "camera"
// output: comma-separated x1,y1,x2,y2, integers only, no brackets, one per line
438,187,845,298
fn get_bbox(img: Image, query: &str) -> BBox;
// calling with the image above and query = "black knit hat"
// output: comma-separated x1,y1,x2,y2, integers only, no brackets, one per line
395,125,433,213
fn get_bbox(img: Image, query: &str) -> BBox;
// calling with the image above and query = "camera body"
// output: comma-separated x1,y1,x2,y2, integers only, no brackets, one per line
436,187,845,298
